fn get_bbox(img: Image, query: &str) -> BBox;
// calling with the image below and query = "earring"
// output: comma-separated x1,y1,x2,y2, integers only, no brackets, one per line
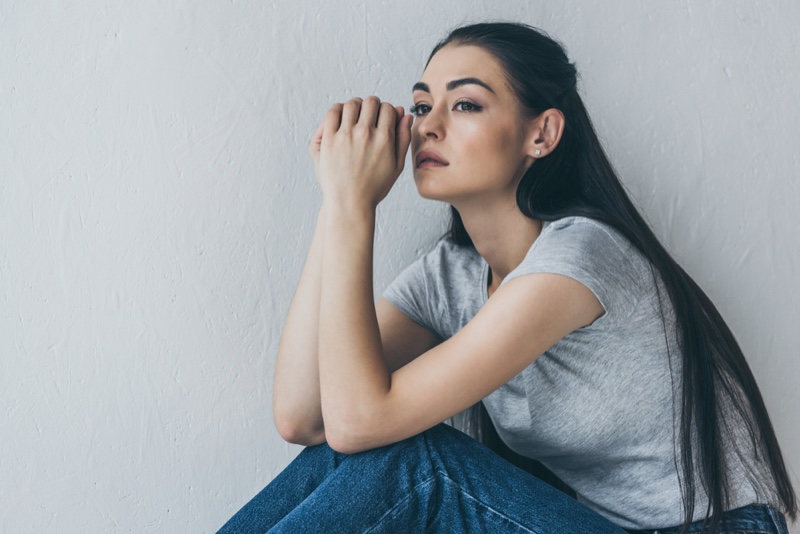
535,149,541,156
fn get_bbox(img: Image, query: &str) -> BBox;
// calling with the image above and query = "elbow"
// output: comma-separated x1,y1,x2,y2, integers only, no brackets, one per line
325,429,363,454
274,412,325,447
320,389,394,453
323,411,386,454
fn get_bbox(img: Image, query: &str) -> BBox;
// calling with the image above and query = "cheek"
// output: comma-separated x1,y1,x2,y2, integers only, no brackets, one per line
410,124,421,145
461,125,521,176
410,129,427,163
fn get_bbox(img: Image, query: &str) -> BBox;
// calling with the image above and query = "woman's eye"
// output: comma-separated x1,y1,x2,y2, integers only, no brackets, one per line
454,100,481,112
409,104,430,116
409,101,482,117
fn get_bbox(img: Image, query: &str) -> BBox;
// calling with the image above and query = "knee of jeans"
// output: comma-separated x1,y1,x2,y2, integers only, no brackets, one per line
422,422,455,441
370,423,451,456
424,422,474,444
415,422,471,455
300,439,345,463
344,423,455,461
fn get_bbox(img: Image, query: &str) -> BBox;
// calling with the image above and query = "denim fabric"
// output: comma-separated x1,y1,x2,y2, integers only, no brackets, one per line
216,423,790,533
624,502,790,534
217,423,626,533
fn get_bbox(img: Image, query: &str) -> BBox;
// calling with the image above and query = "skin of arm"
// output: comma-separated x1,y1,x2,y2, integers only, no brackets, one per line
314,96,604,454
319,204,603,453
272,98,441,446
272,204,328,446
272,203,441,446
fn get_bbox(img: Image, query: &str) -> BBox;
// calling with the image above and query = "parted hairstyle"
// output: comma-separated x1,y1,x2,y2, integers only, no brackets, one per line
425,21,797,534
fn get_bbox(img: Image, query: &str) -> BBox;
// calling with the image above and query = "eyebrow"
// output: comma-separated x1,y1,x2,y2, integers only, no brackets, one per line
412,77,496,95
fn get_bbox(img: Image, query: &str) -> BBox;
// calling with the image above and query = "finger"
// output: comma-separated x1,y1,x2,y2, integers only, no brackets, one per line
359,96,382,128
376,101,397,136
322,103,344,138
340,97,362,131
394,108,413,173
309,121,324,152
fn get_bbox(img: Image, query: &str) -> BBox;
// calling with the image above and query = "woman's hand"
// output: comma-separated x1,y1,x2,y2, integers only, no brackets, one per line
308,96,413,210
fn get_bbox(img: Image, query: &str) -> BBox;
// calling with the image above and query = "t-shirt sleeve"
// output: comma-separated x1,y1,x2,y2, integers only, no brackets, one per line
500,217,645,324
381,241,444,337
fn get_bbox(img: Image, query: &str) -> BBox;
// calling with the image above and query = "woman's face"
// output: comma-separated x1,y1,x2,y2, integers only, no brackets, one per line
410,44,535,204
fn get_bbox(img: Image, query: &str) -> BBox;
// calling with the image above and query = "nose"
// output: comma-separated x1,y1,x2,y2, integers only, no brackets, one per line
415,106,446,140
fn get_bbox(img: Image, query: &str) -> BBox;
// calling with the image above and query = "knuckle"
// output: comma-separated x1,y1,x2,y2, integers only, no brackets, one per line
380,103,396,117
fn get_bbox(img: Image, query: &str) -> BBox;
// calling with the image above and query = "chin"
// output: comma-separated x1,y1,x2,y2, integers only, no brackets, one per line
413,174,483,206
412,173,448,201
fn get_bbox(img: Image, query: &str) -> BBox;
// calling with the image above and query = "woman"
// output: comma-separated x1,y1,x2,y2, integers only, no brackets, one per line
219,21,796,533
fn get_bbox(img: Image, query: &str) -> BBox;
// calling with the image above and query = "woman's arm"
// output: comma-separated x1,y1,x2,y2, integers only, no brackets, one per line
318,203,604,454
272,201,441,446
272,95,437,445
314,96,603,453
272,204,327,446
376,297,442,374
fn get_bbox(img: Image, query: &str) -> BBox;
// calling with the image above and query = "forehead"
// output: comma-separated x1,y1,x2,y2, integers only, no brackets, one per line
419,44,510,93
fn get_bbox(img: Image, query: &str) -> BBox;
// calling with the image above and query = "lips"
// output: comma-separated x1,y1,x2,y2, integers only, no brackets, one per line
415,149,449,168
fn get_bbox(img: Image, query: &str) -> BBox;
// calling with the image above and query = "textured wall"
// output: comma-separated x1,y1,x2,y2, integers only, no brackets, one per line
2,1,798,532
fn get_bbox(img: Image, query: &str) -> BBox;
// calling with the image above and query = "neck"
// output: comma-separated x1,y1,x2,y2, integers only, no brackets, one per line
453,194,542,292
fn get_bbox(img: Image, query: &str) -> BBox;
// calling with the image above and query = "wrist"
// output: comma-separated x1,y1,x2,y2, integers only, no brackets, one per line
322,197,377,226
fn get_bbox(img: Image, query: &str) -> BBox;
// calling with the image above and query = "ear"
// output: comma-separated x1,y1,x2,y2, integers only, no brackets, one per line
524,108,565,161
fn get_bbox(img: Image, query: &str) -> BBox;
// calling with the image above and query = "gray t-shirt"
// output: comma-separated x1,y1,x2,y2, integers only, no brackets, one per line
382,216,773,529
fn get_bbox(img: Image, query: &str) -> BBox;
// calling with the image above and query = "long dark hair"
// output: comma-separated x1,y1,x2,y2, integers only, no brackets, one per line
427,21,797,533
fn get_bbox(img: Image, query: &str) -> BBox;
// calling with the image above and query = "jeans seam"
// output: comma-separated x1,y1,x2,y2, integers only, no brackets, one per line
360,475,437,534
437,470,540,534
765,505,787,534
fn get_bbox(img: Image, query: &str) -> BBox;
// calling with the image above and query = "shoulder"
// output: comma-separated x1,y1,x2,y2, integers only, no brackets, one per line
429,235,481,262
382,235,485,335
425,237,487,313
539,216,636,252
400,237,485,292
408,235,484,285
502,216,652,324
529,216,644,272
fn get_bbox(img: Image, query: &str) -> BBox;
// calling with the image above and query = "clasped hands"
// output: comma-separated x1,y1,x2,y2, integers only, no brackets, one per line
309,96,414,211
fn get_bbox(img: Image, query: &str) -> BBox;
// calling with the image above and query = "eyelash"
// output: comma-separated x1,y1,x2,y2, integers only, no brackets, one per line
409,99,483,117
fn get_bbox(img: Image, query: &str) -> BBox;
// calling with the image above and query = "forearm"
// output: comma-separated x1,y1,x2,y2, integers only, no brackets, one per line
307,95,410,450
272,204,327,444
318,203,390,446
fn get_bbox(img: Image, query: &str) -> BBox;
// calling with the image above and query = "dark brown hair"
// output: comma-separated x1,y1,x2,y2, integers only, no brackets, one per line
429,21,797,533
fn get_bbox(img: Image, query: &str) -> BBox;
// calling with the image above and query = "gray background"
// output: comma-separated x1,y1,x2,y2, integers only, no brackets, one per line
2,1,798,532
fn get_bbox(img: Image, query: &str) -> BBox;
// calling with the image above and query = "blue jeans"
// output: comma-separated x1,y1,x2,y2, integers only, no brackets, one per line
624,503,790,534
217,423,789,533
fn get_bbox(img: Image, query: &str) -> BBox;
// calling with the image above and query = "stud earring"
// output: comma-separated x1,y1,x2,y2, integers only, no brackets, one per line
535,149,541,156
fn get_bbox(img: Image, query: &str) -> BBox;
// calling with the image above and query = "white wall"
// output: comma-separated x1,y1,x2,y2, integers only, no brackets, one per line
2,1,798,532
